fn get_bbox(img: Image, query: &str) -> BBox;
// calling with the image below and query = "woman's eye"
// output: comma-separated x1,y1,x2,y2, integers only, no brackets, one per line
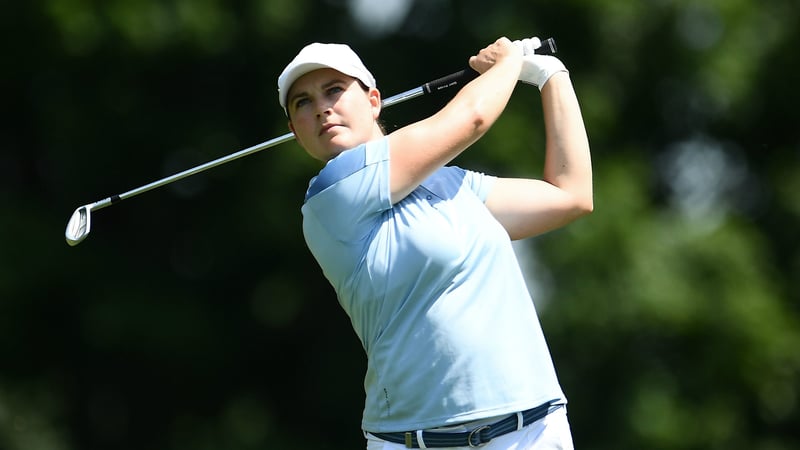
294,97,310,108
327,86,344,95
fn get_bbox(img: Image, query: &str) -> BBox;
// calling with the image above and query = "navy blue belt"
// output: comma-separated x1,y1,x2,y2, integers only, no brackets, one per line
370,400,562,448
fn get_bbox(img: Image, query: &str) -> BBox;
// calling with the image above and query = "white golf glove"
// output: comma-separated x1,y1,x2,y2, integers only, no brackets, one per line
514,37,542,56
519,54,567,90
513,37,567,90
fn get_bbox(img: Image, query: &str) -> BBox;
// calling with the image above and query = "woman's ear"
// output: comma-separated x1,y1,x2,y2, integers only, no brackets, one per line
369,88,382,119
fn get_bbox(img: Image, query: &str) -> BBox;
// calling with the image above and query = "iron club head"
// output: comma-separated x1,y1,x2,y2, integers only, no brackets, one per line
65,205,91,246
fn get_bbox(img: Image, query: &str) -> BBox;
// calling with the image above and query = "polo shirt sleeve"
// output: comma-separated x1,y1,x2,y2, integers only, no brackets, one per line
462,168,497,203
302,138,392,243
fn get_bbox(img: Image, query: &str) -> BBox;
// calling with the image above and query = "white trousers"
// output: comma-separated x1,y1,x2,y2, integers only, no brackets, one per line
365,407,574,450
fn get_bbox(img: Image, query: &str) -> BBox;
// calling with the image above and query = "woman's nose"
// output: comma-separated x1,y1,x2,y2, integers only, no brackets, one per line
316,100,333,117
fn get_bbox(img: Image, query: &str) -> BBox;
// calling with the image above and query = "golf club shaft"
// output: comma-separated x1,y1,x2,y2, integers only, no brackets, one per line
86,131,296,214
81,37,556,213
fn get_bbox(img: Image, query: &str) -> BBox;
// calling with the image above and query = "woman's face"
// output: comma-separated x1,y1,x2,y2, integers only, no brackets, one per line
287,68,382,162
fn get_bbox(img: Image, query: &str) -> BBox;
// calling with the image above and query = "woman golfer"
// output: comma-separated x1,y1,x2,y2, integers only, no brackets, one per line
278,36,592,449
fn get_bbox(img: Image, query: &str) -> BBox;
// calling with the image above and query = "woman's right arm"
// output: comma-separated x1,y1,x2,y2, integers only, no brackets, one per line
386,37,522,204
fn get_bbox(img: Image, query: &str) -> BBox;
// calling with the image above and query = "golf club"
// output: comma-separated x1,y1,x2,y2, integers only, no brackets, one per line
65,37,557,246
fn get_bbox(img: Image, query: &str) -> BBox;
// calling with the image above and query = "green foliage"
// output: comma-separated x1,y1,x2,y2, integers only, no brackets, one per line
2,0,799,449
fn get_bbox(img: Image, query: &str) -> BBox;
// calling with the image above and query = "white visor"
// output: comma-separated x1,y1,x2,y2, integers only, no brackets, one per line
277,43,376,112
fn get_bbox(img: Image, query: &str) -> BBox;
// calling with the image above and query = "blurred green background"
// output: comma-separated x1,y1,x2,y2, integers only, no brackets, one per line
2,0,799,449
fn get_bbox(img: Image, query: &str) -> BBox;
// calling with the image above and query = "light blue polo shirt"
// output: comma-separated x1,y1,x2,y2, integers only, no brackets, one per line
301,137,565,433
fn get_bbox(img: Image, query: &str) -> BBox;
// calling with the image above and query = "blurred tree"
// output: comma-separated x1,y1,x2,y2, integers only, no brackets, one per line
1,0,798,449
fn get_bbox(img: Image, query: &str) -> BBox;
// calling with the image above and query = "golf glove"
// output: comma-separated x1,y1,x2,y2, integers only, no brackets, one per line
519,54,568,90
514,37,542,56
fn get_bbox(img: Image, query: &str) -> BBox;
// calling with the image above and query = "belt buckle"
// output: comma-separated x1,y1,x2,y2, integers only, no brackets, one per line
467,425,491,447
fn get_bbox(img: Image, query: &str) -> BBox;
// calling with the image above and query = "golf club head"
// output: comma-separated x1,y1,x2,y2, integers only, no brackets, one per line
65,205,91,246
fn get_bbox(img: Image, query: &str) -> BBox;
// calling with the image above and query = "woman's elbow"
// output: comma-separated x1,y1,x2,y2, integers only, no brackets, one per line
566,189,593,218
575,195,594,217
464,99,502,136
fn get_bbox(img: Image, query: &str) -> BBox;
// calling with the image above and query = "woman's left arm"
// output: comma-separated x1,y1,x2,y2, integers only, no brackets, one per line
485,71,593,240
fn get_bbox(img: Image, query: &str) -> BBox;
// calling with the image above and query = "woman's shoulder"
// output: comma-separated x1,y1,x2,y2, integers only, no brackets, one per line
305,138,391,202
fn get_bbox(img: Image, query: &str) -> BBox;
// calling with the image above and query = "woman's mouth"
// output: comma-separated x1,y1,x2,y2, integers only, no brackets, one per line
319,124,339,136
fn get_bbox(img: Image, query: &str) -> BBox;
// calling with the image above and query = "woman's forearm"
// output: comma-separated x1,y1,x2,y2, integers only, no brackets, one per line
541,72,594,212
